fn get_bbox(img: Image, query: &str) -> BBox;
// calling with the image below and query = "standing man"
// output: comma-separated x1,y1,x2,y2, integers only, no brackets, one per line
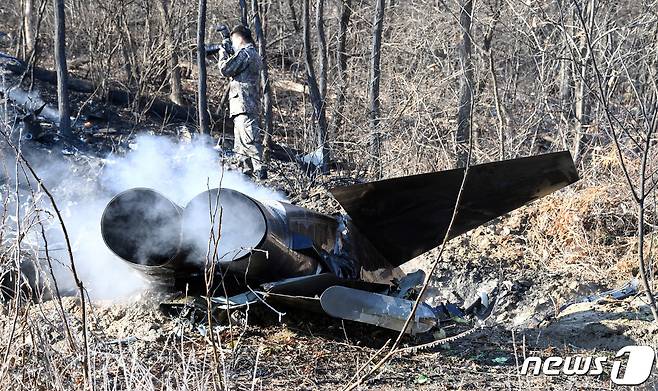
217,25,267,180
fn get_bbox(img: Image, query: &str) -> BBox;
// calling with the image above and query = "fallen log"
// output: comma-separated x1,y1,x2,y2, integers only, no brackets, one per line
3,55,195,122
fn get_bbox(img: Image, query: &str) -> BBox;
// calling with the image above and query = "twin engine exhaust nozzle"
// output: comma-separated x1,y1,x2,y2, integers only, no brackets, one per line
100,187,326,289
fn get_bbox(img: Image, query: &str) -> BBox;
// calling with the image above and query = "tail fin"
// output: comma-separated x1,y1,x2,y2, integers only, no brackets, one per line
330,151,578,267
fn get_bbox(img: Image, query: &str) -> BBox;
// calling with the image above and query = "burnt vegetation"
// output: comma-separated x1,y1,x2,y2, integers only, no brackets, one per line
1,0,658,389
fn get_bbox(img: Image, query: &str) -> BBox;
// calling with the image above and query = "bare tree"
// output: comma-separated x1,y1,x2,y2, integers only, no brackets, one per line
286,0,300,32
156,0,185,106
197,0,210,134
53,0,72,138
558,1,575,145
483,0,507,160
331,0,352,137
252,0,274,162
118,6,140,89
24,0,48,85
23,0,35,57
315,0,328,100
368,0,385,178
455,0,474,167
572,0,595,163
239,0,249,26
570,0,658,322
303,0,329,172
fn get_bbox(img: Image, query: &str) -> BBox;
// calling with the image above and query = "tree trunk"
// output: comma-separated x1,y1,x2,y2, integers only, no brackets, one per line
369,0,385,178
573,0,595,163
287,0,300,32
483,1,506,160
156,0,184,106
331,0,352,136
489,52,507,160
239,0,249,26
118,18,134,86
197,0,210,134
558,1,573,118
455,0,474,168
252,0,273,163
24,0,35,57
303,0,329,172
119,11,140,89
53,0,71,138
559,56,573,149
556,0,574,151
315,0,328,99
25,0,47,89
638,198,658,321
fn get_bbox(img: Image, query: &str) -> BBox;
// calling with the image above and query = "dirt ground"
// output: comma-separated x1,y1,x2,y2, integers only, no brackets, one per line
7,268,656,389
4,180,658,389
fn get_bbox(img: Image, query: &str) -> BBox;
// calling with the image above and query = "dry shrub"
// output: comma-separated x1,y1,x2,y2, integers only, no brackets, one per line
525,147,657,283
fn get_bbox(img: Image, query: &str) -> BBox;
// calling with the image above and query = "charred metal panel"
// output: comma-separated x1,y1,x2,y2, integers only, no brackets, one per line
261,273,389,297
343,218,396,277
330,151,579,267
279,202,339,254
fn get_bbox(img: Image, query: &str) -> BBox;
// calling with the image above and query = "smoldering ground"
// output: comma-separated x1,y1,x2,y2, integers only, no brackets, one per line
0,134,285,300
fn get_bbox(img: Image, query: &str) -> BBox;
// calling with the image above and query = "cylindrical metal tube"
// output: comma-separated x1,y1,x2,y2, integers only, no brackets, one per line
100,188,184,279
181,189,323,283
101,187,332,288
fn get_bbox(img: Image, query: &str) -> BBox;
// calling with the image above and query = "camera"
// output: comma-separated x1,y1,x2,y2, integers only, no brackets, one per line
205,24,233,57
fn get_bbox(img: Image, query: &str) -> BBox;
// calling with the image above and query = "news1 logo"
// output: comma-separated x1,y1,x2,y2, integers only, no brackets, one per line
520,345,655,385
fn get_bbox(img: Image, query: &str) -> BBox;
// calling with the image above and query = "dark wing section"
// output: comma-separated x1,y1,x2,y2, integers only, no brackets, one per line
261,273,390,297
330,151,578,267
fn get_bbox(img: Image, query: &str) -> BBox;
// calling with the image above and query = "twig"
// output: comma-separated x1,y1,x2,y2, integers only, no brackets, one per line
0,133,92,388
343,54,477,391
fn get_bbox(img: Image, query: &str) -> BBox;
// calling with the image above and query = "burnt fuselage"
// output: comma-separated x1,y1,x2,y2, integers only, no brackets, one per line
101,187,389,293
101,151,579,294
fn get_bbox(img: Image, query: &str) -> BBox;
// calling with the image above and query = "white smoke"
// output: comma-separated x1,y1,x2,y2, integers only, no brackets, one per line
2,134,284,300
100,135,284,204
4,87,60,124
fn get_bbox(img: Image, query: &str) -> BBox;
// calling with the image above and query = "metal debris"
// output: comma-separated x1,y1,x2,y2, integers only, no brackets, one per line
99,152,578,334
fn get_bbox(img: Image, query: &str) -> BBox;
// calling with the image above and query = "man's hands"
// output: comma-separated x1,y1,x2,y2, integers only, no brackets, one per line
206,24,233,57
204,39,232,58
214,24,230,41
195,23,235,60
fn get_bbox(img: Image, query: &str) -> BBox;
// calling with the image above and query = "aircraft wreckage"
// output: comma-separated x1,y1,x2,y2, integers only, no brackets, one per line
100,152,578,334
